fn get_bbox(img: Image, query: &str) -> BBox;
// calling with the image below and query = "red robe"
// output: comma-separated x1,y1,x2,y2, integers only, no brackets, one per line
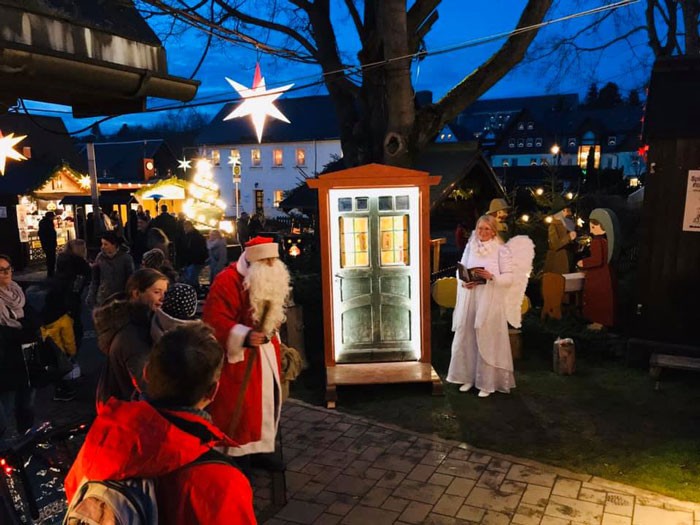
579,236,616,327
202,261,282,456
64,399,256,525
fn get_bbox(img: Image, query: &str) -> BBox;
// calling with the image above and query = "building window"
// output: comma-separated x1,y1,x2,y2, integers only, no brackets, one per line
210,149,220,166
502,159,510,167
607,136,617,146
530,159,538,166
527,121,534,130
255,189,264,213
577,145,601,169
230,149,241,165
517,122,525,131
568,137,577,147
535,138,543,147
517,139,525,148
526,138,533,148
273,149,283,167
251,149,261,167
296,148,306,166
22,147,31,159
508,139,515,148
340,217,369,268
273,190,284,207
379,215,410,266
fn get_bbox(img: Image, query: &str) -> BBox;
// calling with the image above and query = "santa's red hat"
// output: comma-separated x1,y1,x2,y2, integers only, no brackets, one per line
244,236,279,262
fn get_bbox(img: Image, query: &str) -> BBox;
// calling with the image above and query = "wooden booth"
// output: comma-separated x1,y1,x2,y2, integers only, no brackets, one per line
307,164,442,408
633,56,700,359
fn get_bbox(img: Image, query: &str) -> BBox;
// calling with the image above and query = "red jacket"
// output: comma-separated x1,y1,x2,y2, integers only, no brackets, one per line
203,261,282,455
64,399,256,525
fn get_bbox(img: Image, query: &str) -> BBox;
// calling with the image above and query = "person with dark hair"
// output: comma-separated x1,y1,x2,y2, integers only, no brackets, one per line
87,231,135,307
129,215,150,266
38,211,58,276
142,247,178,284
149,205,179,250
94,268,168,404
146,226,170,260
207,230,228,283
64,322,256,525
0,255,35,440
180,221,208,292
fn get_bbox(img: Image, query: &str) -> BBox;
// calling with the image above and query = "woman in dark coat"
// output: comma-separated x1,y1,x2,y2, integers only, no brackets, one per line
94,268,169,405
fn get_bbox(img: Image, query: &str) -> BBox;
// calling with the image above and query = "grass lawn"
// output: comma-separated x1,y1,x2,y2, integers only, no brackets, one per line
290,305,700,502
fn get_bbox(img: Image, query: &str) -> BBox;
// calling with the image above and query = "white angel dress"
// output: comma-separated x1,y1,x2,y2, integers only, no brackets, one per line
446,234,534,394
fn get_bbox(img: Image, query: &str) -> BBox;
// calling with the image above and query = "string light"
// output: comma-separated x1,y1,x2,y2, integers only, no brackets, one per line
186,158,226,227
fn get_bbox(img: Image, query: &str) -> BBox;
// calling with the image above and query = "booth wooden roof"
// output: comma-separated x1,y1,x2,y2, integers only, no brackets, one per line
307,163,440,190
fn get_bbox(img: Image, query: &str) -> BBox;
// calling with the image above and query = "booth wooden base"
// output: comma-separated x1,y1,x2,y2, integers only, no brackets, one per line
325,362,442,409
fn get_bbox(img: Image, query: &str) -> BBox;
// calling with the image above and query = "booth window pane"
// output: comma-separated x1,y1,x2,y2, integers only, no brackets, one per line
339,217,369,268
380,214,409,266
395,195,410,210
355,197,368,211
338,198,352,212
378,196,393,211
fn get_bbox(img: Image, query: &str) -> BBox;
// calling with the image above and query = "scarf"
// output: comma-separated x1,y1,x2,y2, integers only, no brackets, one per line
0,281,25,328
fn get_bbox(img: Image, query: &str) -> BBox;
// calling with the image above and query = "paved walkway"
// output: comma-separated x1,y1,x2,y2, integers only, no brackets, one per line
253,400,699,525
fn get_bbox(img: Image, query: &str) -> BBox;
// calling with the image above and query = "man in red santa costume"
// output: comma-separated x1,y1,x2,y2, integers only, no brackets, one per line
202,236,290,465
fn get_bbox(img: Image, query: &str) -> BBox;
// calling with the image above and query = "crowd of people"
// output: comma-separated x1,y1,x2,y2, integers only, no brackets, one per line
2,202,298,522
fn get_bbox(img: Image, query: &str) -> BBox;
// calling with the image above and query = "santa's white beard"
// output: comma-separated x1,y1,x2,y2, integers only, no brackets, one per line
244,259,291,335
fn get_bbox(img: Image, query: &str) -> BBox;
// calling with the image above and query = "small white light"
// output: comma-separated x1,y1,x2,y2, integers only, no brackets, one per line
521,214,530,223
545,216,553,224
535,188,544,196
565,192,574,200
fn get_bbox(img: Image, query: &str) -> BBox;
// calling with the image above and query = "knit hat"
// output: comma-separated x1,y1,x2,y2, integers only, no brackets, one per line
244,236,279,262
162,283,198,320
142,248,166,269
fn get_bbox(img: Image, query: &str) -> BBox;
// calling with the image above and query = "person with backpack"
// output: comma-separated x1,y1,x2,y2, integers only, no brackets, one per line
64,322,256,524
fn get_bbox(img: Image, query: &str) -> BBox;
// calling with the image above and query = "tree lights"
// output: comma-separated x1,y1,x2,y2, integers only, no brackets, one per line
184,159,226,228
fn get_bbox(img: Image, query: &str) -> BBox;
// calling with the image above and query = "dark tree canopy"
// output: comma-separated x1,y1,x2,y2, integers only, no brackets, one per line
137,0,553,167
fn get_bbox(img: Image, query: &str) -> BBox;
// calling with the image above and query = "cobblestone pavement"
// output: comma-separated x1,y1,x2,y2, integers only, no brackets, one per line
253,400,700,525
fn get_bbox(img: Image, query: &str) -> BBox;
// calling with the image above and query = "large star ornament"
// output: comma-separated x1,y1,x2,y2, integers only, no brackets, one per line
0,130,28,175
223,63,294,143
178,157,192,172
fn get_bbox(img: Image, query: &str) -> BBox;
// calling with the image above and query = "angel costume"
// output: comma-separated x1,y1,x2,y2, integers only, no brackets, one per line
447,234,534,394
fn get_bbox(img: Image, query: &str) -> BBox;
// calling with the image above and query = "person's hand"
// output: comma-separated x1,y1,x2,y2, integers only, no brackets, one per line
464,281,479,289
569,231,577,241
473,268,494,281
576,260,583,269
246,330,269,347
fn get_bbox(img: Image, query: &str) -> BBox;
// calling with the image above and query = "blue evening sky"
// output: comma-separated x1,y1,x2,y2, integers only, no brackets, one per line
24,1,652,135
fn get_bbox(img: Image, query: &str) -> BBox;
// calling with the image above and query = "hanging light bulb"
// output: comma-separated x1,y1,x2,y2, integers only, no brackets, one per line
521,214,530,223
535,188,544,196
544,216,553,224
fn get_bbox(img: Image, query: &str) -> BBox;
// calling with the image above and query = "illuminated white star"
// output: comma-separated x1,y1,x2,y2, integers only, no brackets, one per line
223,63,293,143
178,158,192,172
228,155,240,166
0,130,27,175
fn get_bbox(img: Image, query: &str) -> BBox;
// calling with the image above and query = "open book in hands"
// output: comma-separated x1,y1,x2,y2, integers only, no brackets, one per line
457,263,487,284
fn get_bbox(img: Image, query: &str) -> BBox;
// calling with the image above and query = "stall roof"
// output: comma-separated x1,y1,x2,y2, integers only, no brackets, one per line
60,189,135,207
0,113,85,195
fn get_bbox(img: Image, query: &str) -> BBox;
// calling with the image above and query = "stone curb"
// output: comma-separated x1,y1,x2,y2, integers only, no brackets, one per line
285,398,700,517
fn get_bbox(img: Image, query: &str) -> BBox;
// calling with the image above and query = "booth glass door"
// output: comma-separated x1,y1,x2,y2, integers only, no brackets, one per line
329,187,420,363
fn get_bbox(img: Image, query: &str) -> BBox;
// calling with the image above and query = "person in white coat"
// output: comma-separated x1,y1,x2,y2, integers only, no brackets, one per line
447,214,515,398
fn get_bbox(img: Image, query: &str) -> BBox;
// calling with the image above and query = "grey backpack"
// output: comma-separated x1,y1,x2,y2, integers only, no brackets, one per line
63,478,157,525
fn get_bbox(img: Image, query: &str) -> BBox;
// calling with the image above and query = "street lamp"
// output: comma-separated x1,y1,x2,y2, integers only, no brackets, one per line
228,154,241,218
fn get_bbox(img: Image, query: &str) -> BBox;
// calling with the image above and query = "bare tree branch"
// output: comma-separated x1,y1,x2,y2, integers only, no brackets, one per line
417,0,553,148
342,0,364,40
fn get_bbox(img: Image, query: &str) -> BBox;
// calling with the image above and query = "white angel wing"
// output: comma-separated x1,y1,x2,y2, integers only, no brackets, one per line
504,235,535,328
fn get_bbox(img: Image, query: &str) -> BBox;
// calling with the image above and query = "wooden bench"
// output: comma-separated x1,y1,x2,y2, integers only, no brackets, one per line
649,353,700,390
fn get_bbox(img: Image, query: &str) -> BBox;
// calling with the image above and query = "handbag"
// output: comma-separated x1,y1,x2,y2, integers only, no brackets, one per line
21,336,74,388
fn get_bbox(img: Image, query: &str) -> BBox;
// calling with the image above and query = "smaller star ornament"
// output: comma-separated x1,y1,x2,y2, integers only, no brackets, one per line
0,130,28,175
224,63,294,143
178,158,192,172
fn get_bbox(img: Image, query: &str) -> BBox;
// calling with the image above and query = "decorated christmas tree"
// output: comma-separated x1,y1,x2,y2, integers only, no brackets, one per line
183,159,226,228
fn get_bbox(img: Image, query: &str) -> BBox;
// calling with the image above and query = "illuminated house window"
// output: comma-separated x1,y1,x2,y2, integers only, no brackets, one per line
508,139,515,148
22,147,31,159
251,149,261,167
273,189,284,207
230,148,240,165
577,145,601,168
339,217,369,268
210,149,220,166
379,215,409,266
296,148,306,166
273,149,283,167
